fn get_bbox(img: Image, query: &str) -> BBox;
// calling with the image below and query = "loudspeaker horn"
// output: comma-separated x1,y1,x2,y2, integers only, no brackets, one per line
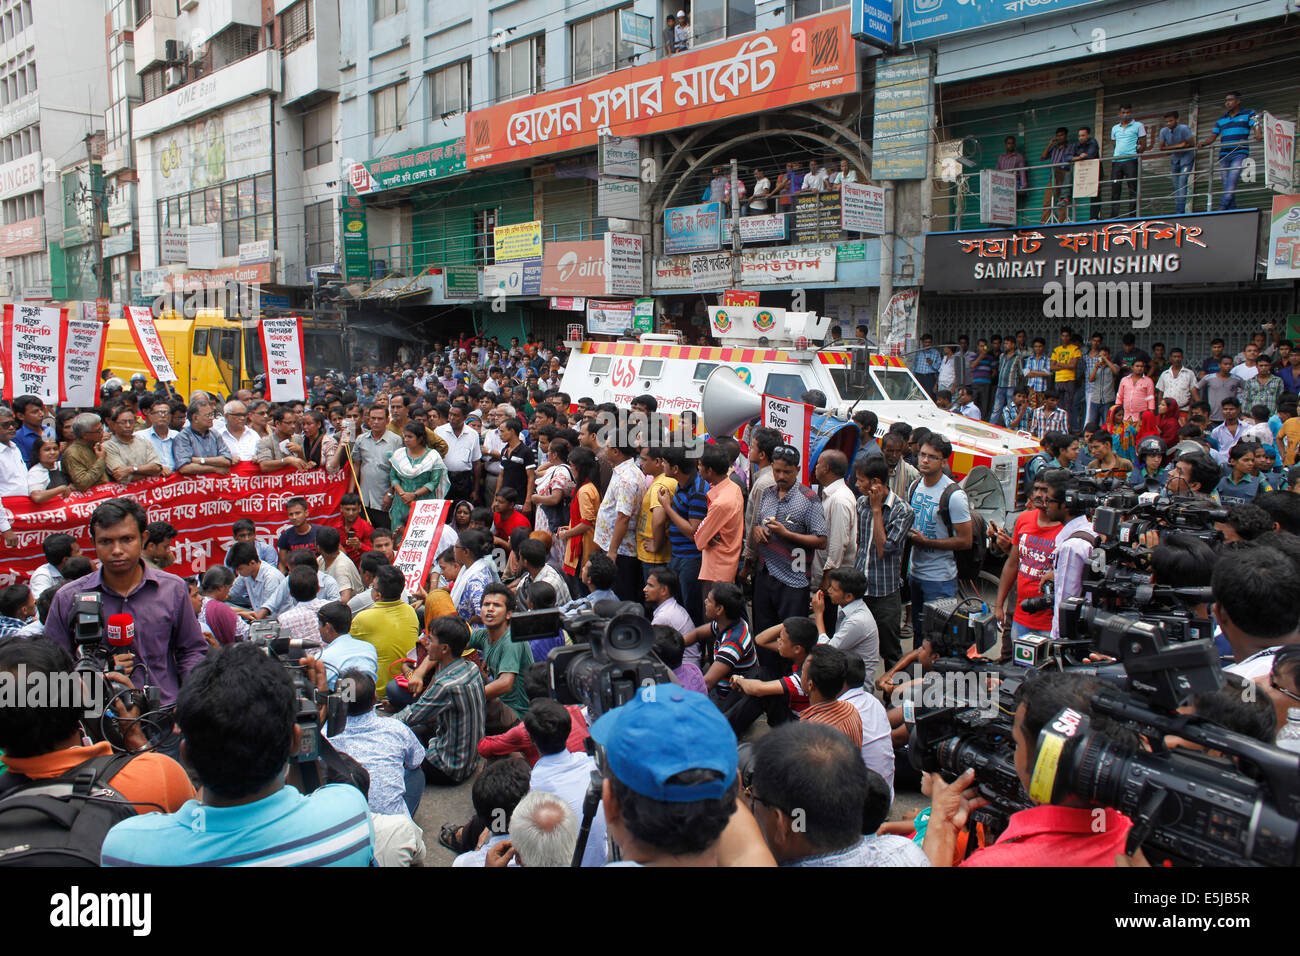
701,365,762,437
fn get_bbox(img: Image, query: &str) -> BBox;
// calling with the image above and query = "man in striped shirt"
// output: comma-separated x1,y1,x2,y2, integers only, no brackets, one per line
798,645,862,749
1198,91,1260,211
853,456,913,671
396,615,487,785
101,643,375,867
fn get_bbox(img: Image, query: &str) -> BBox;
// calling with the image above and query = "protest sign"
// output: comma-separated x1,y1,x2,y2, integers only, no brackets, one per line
125,305,178,382
393,499,452,597
2,303,64,403
62,317,108,407
258,316,308,402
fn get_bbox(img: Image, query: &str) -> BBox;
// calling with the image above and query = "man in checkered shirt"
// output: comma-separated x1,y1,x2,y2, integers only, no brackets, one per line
742,444,827,678
1029,389,1070,441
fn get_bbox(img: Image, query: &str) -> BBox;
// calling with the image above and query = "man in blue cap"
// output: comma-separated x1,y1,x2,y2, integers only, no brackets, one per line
591,687,749,866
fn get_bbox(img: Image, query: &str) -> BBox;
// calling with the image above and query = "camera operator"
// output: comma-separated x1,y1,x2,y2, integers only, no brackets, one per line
1212,545,1300,679
44,500,208,729
100,643,374,866
922,671,1140,867
747,722,928,866
996,468,1070,639
0,638,196,864
1164,447,1222,501
1049,470,1096,640
590,689,773,866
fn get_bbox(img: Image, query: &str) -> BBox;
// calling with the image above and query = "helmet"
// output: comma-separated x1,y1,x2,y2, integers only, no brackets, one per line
130,373,147,384
1135,435,1167,460
1171,439,1203,461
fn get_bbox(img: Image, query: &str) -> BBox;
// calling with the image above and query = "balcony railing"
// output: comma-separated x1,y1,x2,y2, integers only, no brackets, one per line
365,218,610,278
930,141,1275,232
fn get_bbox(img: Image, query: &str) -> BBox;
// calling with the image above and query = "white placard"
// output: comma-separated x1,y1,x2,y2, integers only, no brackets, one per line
258,316,307,401
586,300,635,335
125,306,179,382
62,317,109,407
690,252,734,289
1264,111,1296,194
598,176,642,219
980,169,1018,225
760,394,813,485
393,499,452,597
604,232,644,295
2,303,64,403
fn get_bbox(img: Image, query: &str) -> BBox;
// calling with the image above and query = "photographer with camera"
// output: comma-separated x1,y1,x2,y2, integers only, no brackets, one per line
100,643,374,866
922,671,1140,867
1214,545,1300,679
0,639,196,864
1165,447,1223,501
45,500,208,718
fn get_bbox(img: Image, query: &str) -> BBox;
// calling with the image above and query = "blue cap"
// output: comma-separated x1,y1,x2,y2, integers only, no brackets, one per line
590,687,738,802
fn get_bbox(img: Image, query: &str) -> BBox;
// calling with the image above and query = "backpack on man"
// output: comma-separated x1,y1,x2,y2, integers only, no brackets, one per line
906,477,987,583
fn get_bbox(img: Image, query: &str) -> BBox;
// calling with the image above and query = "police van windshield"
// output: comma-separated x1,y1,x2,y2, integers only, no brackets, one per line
827,367,884,402
872,367,928,402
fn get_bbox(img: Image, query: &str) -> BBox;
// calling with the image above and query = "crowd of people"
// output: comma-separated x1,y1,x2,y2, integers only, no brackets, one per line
1,323,1297,869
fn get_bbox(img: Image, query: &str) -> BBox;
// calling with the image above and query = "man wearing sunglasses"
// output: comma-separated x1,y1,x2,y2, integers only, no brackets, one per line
744,444,827,672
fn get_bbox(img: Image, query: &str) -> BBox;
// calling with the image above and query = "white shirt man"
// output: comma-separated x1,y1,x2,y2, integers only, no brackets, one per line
811,471,858,588
435,420,482,475
1155,364,1197,408
0,416,28,538
840,683,895,799
528,746,609,867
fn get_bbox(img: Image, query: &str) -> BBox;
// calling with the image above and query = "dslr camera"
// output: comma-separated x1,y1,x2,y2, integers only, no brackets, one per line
248,620,346,768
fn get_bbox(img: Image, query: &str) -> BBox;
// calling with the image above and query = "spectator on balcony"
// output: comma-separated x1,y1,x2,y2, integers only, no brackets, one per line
674,10,692,52
1157,111,1196,215
996,135,1028,193
748,167,773,214
1069,126,1100,222
801,159,830,194
1039,127,1071,223
1108,104,1147,220
705,166,729,203
1199,92,1261,211
829,158,858,191
774,161,803,213
662,14,677,56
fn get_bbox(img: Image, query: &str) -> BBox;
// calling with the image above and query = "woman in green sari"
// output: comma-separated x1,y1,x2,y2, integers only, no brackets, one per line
389,421,449,535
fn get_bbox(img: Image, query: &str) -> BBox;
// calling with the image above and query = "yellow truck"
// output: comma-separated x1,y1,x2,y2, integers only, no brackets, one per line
102,310,346,399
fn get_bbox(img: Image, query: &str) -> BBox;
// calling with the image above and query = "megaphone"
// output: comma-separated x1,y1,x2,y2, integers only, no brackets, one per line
701,366,761,437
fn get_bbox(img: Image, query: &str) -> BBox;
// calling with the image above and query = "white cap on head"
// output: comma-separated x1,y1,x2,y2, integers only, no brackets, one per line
676,9,686,16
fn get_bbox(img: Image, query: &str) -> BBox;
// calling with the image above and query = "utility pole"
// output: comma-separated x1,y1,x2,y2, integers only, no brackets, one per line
83,132,108,300
730,158,741,288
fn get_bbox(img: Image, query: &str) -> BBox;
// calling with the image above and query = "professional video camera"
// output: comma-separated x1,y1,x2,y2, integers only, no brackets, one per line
69,593,164,749
909,596,1300,865
247,621,346,781
510,600,673,720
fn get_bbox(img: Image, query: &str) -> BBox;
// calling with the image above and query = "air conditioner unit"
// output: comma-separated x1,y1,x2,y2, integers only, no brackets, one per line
190,43,205,64
163,67,185,90
163,39,181,62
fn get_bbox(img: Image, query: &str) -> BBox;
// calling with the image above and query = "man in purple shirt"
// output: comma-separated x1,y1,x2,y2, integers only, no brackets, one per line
996,135,1028,192
45,498,208,710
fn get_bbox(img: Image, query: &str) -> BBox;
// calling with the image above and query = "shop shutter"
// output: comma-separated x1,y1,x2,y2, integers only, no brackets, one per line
941,88,1098,231
411,171,535,269
540,175,596,243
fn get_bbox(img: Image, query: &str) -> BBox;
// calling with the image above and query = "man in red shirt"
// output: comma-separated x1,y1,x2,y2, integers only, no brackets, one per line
922,671,1138,866
491,487,532,552
324,492,374,565
994,469,1070,639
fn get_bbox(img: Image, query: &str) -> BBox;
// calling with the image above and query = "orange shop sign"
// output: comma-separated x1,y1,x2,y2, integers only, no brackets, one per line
541,241,607,296
466,9,856,170
162,262,275,292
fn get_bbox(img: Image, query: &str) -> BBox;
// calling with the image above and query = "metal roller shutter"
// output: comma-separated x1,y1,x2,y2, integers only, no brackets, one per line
538,173,597,243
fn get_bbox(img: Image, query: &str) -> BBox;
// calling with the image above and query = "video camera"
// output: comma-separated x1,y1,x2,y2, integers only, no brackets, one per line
247,621,346,774
69,593,163,749
511,600,673,720
909,596,1300,866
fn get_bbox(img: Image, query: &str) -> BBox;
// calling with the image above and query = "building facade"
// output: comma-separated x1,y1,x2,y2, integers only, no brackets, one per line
0,0,109,302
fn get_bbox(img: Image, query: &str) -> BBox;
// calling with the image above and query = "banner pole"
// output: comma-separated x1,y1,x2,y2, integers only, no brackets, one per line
342,440,376,529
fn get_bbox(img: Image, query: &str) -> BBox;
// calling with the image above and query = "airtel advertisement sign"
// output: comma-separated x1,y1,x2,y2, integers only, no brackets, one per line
541,241,607,296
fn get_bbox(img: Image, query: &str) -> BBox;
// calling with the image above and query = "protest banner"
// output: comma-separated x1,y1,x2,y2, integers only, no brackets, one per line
392,498,452,597
125,305,178,382
258,316,308,402
0,462,350,585
1,303,64,403
62,317,109,407
760,394,814,485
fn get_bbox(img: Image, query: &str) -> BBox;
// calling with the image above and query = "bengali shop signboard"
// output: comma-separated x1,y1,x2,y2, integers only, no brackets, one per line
923,211,1260,290
665,202,722,254
741,244,837,285
349,138,467,195
0,464,350,585
465,9,857,169
1267,195,1300,280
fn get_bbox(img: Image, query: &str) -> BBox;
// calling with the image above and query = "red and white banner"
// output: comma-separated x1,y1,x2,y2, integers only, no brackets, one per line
393,499,452,597
125,306,178,382
761,394,814,486
258,316,308,402
2,303,65,403
723,289,759,307
0,462,349,586
62,317,109,407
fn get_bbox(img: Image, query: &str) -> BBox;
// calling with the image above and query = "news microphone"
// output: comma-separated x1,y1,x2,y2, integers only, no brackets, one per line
106,613,135,653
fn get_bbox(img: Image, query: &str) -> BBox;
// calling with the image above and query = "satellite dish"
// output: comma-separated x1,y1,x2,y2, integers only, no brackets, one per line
961,465,1008,530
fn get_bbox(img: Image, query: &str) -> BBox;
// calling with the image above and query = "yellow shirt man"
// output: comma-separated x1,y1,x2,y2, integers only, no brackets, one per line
1051,343,1081,383
350,599,419,699
1278,415,1300,466
636,473,678,564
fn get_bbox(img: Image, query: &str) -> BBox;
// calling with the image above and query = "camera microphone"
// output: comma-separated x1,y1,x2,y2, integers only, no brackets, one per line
106,613,135,653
